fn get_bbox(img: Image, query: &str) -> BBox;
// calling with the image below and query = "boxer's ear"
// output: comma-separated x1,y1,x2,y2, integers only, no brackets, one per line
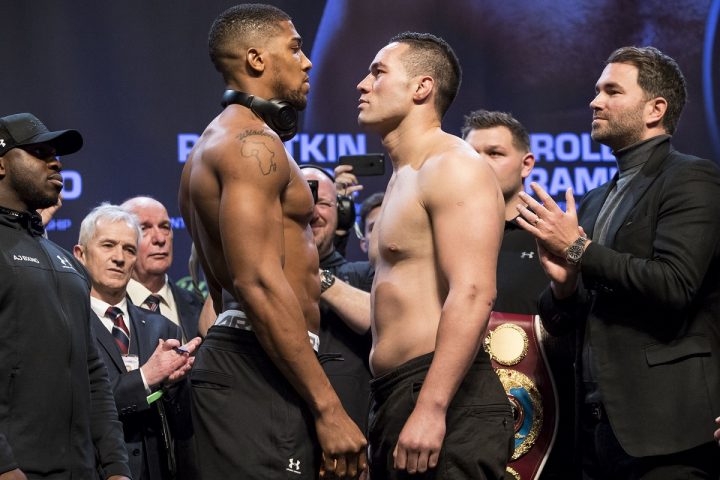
246,47,266,74
413,75,434,104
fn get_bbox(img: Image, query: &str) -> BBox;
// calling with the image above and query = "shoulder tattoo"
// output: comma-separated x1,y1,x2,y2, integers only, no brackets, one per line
236,130,278,176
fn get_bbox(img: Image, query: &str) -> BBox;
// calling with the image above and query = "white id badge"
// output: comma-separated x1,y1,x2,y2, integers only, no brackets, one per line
122,354,139,372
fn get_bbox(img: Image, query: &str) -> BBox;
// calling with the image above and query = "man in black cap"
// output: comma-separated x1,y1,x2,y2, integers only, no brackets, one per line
0,113,131,479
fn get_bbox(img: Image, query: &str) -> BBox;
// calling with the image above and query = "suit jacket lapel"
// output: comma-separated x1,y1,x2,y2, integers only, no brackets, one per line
579,180,614,239
92,312,126,372
603,140,671,246
128,304,150,362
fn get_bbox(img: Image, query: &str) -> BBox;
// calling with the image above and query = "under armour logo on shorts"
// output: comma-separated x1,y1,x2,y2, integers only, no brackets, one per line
521,251,535,259
286,458,302,474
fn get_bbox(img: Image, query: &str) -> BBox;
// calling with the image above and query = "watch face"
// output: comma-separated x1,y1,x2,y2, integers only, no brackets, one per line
566,238,586,264
320,270,335,292
568,244,583,261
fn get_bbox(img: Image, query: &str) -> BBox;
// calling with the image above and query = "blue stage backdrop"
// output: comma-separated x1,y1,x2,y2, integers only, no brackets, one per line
2,0,718,289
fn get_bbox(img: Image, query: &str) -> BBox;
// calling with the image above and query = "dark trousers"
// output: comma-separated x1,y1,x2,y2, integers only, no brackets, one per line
369,351,514,480
190,326,319,479
581,403,720,479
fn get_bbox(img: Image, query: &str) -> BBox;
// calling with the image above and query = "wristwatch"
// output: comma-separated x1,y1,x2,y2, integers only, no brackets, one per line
319,269,336,293
565,235,588,265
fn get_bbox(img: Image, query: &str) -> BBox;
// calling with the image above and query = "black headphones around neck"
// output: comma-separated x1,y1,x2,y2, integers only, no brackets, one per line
299,164,356,231
221,89,298,141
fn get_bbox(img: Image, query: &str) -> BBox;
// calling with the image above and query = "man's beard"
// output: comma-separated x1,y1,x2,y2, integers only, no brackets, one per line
7,163,59,210
591,102,645,151
271,67,307,111
282,88,307,111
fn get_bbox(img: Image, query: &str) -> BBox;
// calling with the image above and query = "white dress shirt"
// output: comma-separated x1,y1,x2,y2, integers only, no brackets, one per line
127,276,180,328
90,295,151,392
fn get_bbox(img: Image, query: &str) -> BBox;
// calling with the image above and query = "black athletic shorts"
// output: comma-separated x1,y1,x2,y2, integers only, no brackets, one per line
190,326,320,479
368,351,514,479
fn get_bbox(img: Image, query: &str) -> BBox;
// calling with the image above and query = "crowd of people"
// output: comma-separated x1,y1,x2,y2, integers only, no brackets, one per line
0,3,719,479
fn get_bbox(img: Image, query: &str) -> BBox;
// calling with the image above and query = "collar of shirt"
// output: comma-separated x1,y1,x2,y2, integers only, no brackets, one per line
613,134,671,174
91,296,130,335
0,205,45,236
127,276,173,308
126,277,179,326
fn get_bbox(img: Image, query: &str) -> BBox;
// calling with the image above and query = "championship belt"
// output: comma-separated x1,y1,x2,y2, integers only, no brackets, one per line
483,312,558,480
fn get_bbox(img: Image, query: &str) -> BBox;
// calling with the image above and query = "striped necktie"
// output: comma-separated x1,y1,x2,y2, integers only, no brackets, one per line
106,306,130,355
145,294,162,313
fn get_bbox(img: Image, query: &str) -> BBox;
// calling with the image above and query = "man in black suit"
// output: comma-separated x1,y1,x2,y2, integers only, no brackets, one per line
121,196,202,479
121,196,203,341
74,204,201,480
517,46,720,477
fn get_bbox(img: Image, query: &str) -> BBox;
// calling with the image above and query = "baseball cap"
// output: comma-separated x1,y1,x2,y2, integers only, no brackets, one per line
0,113,83,157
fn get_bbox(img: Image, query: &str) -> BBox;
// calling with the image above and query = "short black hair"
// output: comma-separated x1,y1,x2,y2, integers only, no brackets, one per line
461,110,530,153
208,4,291,80
606,46,687,134
359,192,384,234
389,32,461,118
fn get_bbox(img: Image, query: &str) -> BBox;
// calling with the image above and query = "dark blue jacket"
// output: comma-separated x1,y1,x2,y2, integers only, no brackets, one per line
93,302,189,480
0,207,129,478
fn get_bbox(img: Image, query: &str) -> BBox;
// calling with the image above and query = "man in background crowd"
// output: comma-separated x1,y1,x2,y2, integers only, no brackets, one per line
74,203,201,480
356,192,384,258
121,196,201,479
462,109,574,479
122,196,203,341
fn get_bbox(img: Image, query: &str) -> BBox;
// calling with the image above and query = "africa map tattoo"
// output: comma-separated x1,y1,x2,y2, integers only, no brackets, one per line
237,130,277,175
